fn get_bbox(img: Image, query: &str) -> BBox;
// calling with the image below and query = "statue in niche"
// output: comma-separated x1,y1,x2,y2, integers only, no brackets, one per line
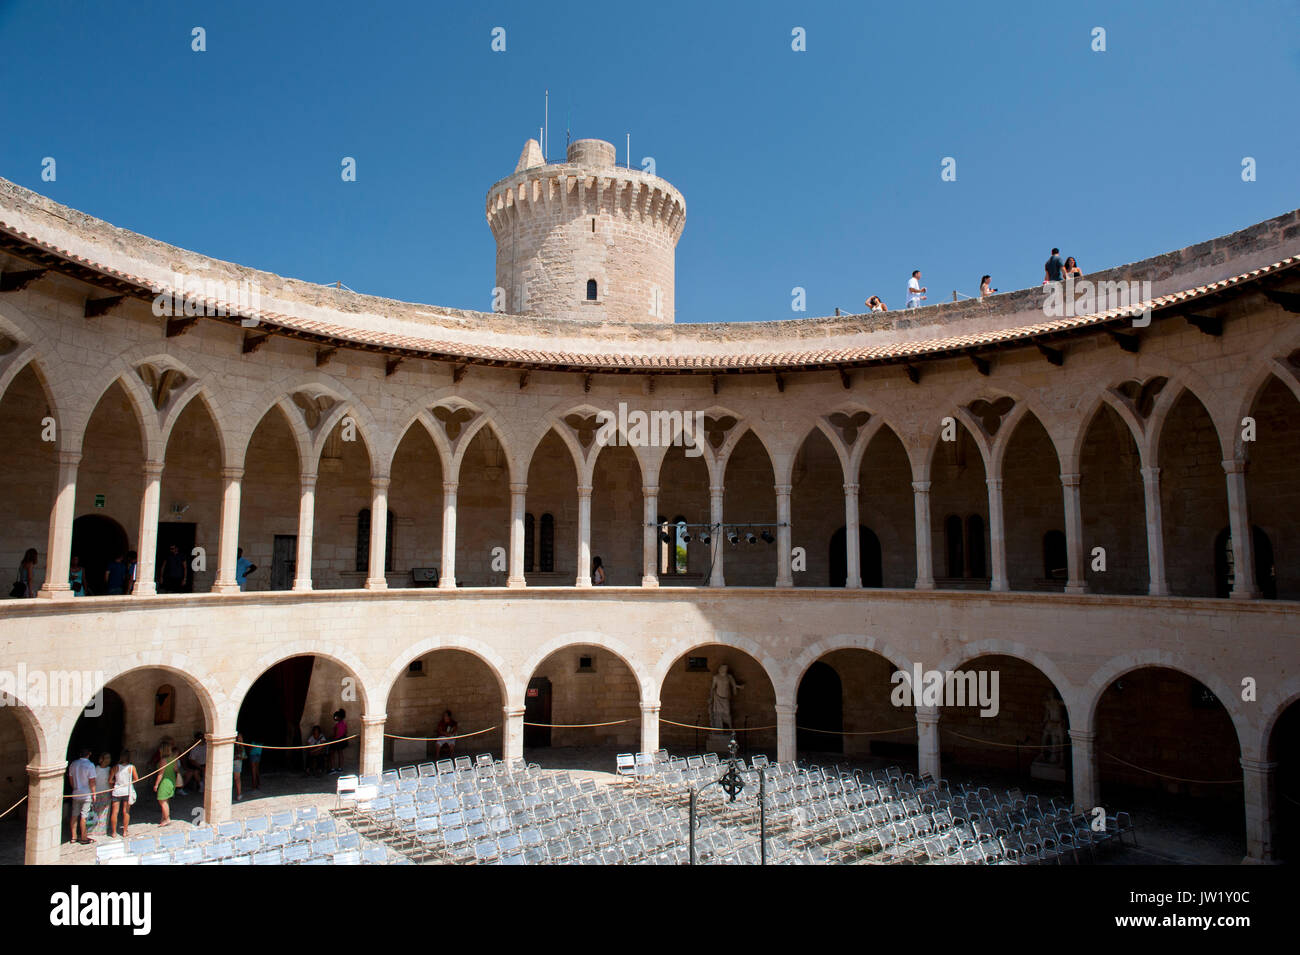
708,664,743,730
1039,690,1066,765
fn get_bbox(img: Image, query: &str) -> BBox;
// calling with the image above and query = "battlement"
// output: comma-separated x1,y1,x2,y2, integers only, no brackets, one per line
486,138,686,323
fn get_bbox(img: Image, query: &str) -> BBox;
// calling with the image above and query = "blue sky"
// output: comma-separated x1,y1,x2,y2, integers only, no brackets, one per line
1,0,1296,321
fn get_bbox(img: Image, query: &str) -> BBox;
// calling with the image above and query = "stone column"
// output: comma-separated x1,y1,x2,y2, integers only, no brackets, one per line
203,733,235,825
641,484,659,587
986,476,1008,591
1069,729,1099,812
38,450,79,599
640,701,661,755
709,485,726,588
365,475,390,590
212,467,244,594
1060,472,1087,593
912,480,935,589
507,482,528,588
134,460,164,596
843,483,862,588
776,703,797,763
293,471,317,591
503,706,526,763
916,707,941,781
1241,756,1276,863
576,484,593,587
775,484,793,587
360,715,387,777
24,762,66,864
1223,459,1260,599
1140,466,1170,596
439,481,458,589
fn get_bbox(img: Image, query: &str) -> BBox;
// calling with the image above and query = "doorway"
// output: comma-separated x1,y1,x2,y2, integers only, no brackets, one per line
70,514,129,596
155,522,197,593
524,677,552,749
797,662,843,754
271,535,297,591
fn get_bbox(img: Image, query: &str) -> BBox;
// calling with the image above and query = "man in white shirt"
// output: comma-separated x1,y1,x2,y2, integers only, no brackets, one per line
67,748,97,845
906,270,927,309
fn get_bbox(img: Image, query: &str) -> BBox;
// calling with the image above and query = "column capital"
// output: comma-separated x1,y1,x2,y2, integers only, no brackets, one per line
639,701,662,713
641,485,659,497
509,482,528,495
204,733,238,747
143,460,165,478
842,483,860,495
911,480,931,493
1221,458,1249,476
56,450,82,468
370,474,391,490
985,477,1004,491
26,762,67,781
1068,729,1097,744
1140,465,1161,481
1059,472,1082,488
577,485,593,497
300,471,318,488
1239,756,1277,774
503,705,526,719
220,466,244,481
442,481,459,494
709,485,725,496
915,708,942,726
774,702,797,718
773,484,792,496
361,714,388,728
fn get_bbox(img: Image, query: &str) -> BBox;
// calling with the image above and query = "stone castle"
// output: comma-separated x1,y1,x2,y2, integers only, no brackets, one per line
0,137,1296,863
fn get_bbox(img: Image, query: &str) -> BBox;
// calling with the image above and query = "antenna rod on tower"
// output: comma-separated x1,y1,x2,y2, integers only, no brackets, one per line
627,133,631,169
544,89,549,161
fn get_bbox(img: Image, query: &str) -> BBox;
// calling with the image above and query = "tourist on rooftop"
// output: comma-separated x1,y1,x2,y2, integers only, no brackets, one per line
980,276,997,297
1044,248,1064,284
1064,256,1082,279
865,295,888,312
906,271,927,309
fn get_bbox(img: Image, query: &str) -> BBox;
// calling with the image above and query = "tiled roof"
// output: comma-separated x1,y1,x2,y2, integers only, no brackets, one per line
1,218,1296,373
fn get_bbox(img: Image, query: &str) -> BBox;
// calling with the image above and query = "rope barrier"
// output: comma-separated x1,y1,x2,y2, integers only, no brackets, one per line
659,718,776,732
523,719,635,728
796,725,914,737
236,734,358,751
941,729,1067,750
0,793,27,820
1100,751,1242,786
385,726,498,741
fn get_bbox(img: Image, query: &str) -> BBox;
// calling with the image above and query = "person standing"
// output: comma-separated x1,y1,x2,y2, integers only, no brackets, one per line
1044,248,1064,284
235,547,258,592
68,556,86,597
104,553,129,596
91,751,112,836
154,741,179,825
980,275,997,298
12,548,37,598
108,750,138,838
67,748,97,845
232,733,245,801
1063,256,1082,279
160,544,188,593
329,709,348,773
906,270,927,309
591,555,606,586
125,550,138,595
248,742,262,790
865,295,888,312
435,710,458,761
305,725,327,777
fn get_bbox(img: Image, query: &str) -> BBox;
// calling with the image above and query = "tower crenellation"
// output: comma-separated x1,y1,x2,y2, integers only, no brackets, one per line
486,137,686,323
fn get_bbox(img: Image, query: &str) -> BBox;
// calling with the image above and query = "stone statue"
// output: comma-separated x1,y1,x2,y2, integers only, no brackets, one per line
1040,692,1066,765
708,664,743,729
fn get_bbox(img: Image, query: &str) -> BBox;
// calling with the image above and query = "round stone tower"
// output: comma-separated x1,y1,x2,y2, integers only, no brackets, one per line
486,137,686,323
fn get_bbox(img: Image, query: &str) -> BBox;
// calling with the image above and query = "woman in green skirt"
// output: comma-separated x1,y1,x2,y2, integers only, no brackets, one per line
154,741,179,825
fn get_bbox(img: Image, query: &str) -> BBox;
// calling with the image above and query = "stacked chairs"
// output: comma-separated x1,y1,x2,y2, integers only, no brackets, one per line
97,804,397,866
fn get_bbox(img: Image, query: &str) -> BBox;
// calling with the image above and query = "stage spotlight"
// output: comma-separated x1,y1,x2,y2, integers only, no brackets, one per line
727,530,740,545
700,531,711,544
659,529,673,544
745,532,757,544
680,530,692,543
760,530,775,544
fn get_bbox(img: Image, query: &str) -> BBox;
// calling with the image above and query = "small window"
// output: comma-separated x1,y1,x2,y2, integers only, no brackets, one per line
407,660,424,677
154,684,176,725
687,656,709,672
578,655,595,673
586,279,598,301
591,218,596,233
